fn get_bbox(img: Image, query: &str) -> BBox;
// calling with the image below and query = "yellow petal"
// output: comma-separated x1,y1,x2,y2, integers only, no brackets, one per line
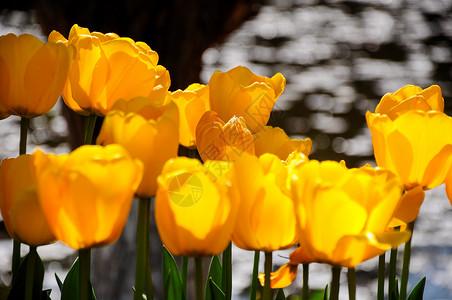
258,263,298,289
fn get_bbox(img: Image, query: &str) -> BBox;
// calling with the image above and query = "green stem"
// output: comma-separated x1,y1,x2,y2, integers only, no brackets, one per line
84,114,97,145
302,264,309,300
347,268,356,300
145,200,154,300
188,148,197,159
79,248,91,300
181,256,188,296
12,117,30,280
377,253,385,300
134,197,152,300
262,252,272,300
249,251,260,300
195,257,204,300
222,243,232,300
388,248,398,297
24,246,37,300
330,266,341,300
400,221,415,300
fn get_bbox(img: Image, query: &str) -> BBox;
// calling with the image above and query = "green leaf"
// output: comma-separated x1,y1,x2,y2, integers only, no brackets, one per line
208,278,225,300
55,273,63,291
390,278,399,300
323,285,329,300
61,258,96,300
309,289,327,300
205,255,223,300
275,288,285,300
41,289,52,300
407,277,426,300
162,246,185,300
8,249,45,300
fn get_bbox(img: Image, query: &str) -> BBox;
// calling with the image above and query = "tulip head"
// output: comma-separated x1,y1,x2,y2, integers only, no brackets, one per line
0,33,74,118
33,145,143,249
290,160,410,268
155,157,237,257
253,126,312,160
209,66,285,133
375,85,443,120
166,83,210,148
231,153,298,252
49,24,170,116
97,97,179,197
0,154,55,246
196,111,255,162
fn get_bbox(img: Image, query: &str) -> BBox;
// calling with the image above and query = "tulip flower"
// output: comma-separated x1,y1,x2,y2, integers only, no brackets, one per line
96,97,179,197
196,111,255,162
209,66,285,133
0,154,55,246
230,153,298,252
166,83,210,148
33,144,143,249
253,126,312,160
155,157,238,257
49,24,170,116
367,86,452,223
0,33,73,118
261,162,411,289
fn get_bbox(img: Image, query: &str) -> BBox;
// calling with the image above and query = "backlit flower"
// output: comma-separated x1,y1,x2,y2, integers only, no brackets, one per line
96,97,179,197
209,66,285,133
0,33,73,118
0,154,55,246
49,24,170,116
166,83,210,148
33,145,143,249
155,157,237,257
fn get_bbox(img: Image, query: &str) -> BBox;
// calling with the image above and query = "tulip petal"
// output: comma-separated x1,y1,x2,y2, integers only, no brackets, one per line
258,263,298,289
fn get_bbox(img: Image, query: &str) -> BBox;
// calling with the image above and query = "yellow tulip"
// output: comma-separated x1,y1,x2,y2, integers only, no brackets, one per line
155,157,238,257
0,33,74,118
166,83,210,148
253,126,312,160
96,97,179,197
230,153,298,252
196,111,255,162
49,24,170,116
375,85,443,119
33,145,143,249
291,161,410,268
0,154,55,246
209,66,285,133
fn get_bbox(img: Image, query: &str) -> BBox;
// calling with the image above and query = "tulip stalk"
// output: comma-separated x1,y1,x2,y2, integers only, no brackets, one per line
400,221,415,300
330,266,341,300
222,243,232,300
377,253,385,300
302,263,309,300
24,246,37,300
347,268,356,300
134,197,153,300
181,256,188,295
195,257,203,300
249,251,260,300
262,252,272,300
388,248,398,296
12,117,30,280
84,114,97,145
79,248,91,300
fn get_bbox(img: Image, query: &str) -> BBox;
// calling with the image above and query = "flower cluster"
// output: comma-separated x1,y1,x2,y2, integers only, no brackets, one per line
0,24,449,300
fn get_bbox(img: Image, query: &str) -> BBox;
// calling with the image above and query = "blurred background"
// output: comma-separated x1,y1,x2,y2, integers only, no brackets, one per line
1,0,452,299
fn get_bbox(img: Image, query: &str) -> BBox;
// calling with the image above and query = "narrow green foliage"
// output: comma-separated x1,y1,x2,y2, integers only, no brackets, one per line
275,289,286,300
205,255,223,300
208,278,226,300
323,285,329,300
61,258,96,300
8,249,44,300
407,277,426,300
162,246,184,300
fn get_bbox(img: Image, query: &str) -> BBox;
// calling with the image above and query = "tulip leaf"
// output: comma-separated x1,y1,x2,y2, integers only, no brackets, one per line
390,279,399,300
61,258,97,300
42,289,52,300
55,273,63,290
275,288,286,300
323,285,329,300
208,277,225,300
162,246,185,300
205,255,223,300
7,249,44,300
407,277,426,300
309,289,327,300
